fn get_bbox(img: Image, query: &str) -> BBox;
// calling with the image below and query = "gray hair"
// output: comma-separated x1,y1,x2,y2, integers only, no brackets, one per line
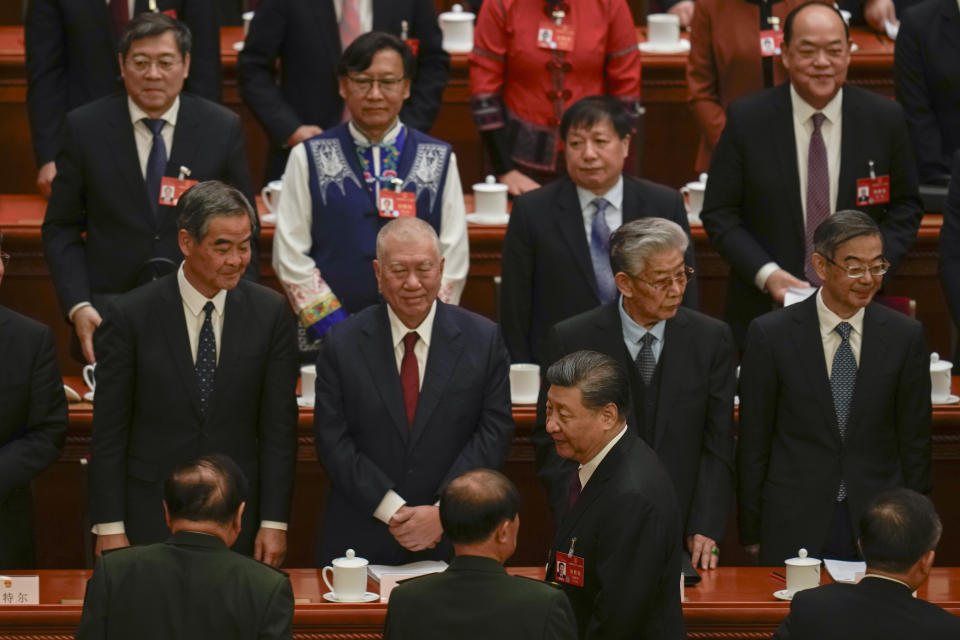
119,12,192,60
609,217,689,276
177,180,257,241
813,210,882,260
545,350,630,421
375,217,440,261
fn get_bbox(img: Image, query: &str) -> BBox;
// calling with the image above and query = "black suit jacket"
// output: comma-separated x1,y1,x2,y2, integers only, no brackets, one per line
314,301,515,565
773,576,960,640
89,275,299,553
500,175,699,364
534,303,736,542
42,92,256,320
75,530,294,640
894,0,960,185
25,0,221,167
384,555,577,640
0,305,67,568
938,150,960,360
545,431,685,640
239,0,449,180
701,83,923,345
738,294,931,566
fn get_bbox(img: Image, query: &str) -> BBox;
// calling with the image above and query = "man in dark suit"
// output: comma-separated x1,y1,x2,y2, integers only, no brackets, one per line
42,13,254,364
500,96,698,365
77,454,294,639
239,0,449,181
701,2,923,345
894,0,960,185
384,469,576,640
25,0,220,196
938,151,960,363
314,217,514,565
739,211,931,566
774,488,960,639
543,351,684,639
0,230,68,569
534,218,736,570
89,181,298,566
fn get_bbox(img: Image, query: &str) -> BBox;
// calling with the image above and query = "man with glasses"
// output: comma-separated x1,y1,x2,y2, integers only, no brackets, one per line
701,1,923,347
532,218,736,571
272,31,467,348
41,13,255,365
739,210,931,566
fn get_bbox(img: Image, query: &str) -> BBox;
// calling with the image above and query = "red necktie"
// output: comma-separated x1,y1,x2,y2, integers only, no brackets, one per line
805,112,829,285
400,332,419,429
110,0,129,38
566,469,582,512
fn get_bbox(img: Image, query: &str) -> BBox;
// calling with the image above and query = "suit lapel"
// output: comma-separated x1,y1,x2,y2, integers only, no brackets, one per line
845,304,887,440
158,276,203,420
166,97,201,187
312,0,345,66
774,85,805,245
359,305,409,438
106,97,153,221
371,0,392,30
554,179,599,299
652,313,687,449
621,176,645,223
205,285,246,422
940,0,960,57
837,87,864,211
409,303,464,447
789,295,842,444
593,303,640,433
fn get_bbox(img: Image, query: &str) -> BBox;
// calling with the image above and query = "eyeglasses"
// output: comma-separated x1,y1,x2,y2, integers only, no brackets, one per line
823,255,889,278
634,266,694,291
124,56,184,74
0,252,9,267
345,75,407,94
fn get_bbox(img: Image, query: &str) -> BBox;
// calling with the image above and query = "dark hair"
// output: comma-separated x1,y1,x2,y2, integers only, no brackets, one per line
560,95,633,141
783,1,850,46
859,488,942,573
813,210,882,260
545,350,631,419
337,31,415,79
118,12,192,60
440,469,520,545
163,454,248,525
177,180,257,241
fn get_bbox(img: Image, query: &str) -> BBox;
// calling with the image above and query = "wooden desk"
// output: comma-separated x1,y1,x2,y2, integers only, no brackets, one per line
1,567,958,639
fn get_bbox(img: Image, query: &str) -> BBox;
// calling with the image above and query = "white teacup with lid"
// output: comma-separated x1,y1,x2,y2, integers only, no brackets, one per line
930,352,953,403
681,172,708,221
322,548,369,602
439,4,475,53
471,175,509,223
785,548,821,595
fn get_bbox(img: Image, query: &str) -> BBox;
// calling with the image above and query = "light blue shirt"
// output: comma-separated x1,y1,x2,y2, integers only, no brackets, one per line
618,295,666,363
576,176,624,242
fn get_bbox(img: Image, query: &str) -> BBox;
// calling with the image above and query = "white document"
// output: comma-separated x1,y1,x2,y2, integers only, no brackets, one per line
824,559,866,583
784,286,817,307
884,18,900,40
367,560,448,583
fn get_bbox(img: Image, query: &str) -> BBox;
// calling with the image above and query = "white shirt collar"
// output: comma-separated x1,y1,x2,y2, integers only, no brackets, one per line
815,287,865,341
128,95,180,128
619,295,667,344
349,118,403,146
579,424,628,488
386,300,437,350
790,84,843,129
177,263,227,318
576,175,624,213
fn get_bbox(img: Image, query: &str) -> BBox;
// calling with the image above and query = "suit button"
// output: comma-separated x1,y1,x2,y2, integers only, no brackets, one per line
153,235,160,241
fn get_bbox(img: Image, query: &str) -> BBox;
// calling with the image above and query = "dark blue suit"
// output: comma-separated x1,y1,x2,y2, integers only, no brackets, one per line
313,301,514,565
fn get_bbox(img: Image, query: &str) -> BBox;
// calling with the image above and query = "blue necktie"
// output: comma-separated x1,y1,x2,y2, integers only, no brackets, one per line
143,118,167,211
196,301,217,417
831,321,856,500
589,198,617,303
635,333,657,385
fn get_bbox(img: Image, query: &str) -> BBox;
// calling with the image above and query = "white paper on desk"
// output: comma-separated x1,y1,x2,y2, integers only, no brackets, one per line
884,18,900,40
824,559,866,583
784,286,817,307
367,560,447,583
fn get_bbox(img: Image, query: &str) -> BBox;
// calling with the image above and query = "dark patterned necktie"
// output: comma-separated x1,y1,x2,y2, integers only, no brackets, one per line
400,332,419,429
589,198,617,303
635,333,657,385
566,468,582,512
805,113,829,285
831,321,856,500
196,301,216,417
143,118,167,212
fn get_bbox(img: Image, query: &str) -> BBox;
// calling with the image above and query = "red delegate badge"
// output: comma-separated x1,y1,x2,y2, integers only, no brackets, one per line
856,175,890,206
537,21,575,52
162,9,178,19
159,176,198,207
759,30,784,57
378,191,416,218
404,38,420,57
555,551,585,587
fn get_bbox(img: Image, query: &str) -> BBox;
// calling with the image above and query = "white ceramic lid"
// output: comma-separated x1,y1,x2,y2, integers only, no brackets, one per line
931,352,953,372
332,548,368,567
785,548,821,566
440,3,475,21
473,174,507,193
